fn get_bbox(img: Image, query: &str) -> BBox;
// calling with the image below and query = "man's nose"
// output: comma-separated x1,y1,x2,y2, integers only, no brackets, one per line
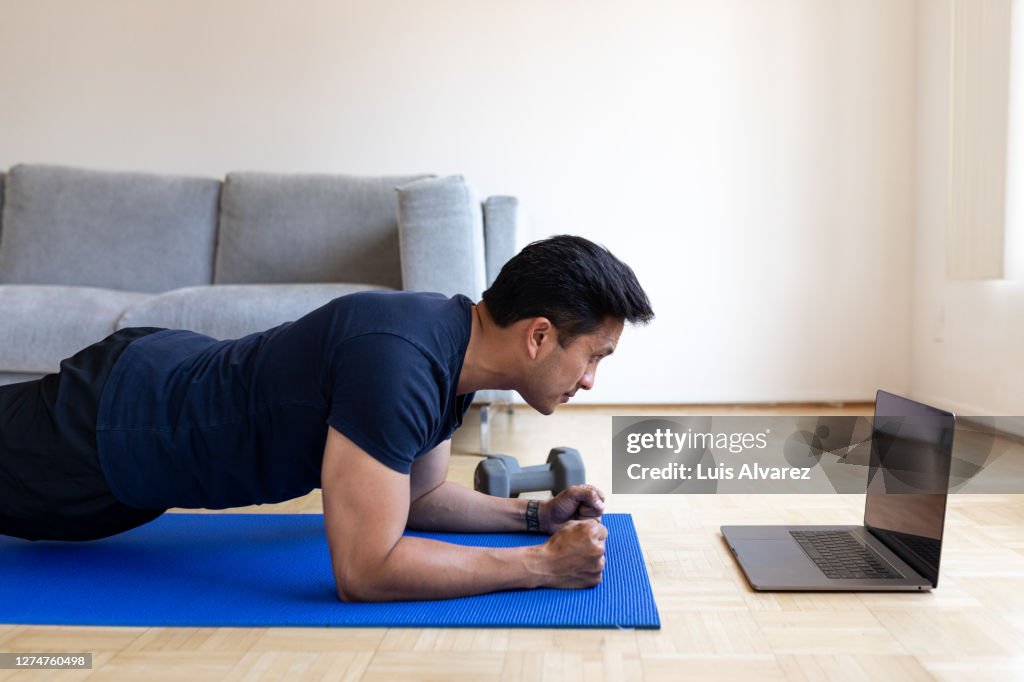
579,369,595,391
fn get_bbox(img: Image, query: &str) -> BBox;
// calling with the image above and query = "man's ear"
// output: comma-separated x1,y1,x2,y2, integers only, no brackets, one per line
525,317,555,360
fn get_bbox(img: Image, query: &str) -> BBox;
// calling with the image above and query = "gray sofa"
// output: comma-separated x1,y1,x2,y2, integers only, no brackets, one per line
0,164,517,446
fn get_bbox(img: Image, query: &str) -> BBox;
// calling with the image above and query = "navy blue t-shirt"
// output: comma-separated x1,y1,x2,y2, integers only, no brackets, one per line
95,291,474,510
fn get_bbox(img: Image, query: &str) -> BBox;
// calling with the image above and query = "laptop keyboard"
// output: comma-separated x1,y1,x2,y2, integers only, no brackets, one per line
790,530,904,580
889,531,942,566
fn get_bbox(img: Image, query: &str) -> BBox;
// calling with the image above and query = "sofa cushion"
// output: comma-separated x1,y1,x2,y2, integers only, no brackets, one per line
0,372,45,387
215,173,428,288
396,175,486,299
117,283,392,340
0,164,220,293
0,285,151,373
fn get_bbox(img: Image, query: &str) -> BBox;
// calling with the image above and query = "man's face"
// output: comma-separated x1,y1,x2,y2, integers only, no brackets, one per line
521,317,624,415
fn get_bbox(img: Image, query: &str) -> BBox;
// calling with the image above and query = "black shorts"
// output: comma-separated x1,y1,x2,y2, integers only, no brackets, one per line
0,327,167,541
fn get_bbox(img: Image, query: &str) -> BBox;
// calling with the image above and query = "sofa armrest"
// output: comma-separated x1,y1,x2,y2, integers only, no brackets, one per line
482,196,518,288
396,176,486,300
0,172,6,246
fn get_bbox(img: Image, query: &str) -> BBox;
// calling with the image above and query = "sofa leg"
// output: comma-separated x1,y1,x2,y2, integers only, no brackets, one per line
480,404,491,454
477,402,514,455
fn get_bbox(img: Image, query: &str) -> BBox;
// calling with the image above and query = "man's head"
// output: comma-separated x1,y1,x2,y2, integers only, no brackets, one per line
481,235,653,413
483,235,654,346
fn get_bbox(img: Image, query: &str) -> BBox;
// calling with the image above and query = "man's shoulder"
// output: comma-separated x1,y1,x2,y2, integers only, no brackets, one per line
327,290,461,314
321,290,471,349
313,292,471,391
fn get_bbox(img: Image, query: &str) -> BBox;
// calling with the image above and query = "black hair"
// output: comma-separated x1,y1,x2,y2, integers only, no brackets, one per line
482,234,654,346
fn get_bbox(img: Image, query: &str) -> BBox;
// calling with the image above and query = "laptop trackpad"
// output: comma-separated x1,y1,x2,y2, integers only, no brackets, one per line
731,539,826,588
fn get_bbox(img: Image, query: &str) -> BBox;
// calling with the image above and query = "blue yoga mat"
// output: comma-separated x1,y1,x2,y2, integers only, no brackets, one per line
0,512,659,629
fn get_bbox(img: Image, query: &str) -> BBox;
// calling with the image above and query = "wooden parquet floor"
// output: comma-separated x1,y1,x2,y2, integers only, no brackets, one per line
2,404,1023,681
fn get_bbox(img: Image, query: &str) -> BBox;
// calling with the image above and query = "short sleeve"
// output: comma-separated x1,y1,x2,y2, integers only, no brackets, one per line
326,333,444,474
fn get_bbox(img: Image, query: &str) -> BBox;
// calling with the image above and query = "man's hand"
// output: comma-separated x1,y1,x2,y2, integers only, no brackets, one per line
531,518,608,588
540,484,606,534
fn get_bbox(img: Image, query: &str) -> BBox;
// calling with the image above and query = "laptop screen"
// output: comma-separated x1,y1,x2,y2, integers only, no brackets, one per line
863,390,955,586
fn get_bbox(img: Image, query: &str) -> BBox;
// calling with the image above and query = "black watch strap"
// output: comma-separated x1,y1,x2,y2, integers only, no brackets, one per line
525,500,541,532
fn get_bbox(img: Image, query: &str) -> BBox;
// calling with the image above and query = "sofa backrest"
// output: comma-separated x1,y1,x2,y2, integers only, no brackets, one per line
215,172,428,288
0,165,220,293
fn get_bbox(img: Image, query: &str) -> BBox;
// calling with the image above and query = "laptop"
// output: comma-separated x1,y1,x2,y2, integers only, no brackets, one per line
721,390,954,591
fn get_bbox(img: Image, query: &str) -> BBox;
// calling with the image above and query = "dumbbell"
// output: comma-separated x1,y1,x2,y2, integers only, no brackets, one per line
473,447,586,497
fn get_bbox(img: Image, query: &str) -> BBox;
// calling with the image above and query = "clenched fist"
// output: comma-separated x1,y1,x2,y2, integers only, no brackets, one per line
540,484,605,534
533,518,608,588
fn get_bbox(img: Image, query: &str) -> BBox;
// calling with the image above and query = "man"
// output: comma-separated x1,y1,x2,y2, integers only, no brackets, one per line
0,235,654,601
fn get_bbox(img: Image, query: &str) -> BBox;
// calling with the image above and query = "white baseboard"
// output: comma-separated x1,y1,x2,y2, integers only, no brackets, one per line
908,393,1024,439
959,416,1024,440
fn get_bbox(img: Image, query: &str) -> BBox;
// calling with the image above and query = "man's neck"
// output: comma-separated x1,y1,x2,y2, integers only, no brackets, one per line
457,302,517,395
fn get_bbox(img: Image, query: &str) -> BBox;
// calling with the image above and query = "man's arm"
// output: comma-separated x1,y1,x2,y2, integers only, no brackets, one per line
406,439,606,534
321,426,606,602
406,439,534,532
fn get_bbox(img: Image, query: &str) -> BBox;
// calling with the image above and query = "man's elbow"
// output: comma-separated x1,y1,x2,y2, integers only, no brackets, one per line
336,582,365,603
331,543,404,602
335,574,372,602
335,569,389,603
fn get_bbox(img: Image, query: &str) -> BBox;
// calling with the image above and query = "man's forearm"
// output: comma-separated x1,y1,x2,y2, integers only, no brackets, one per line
341,536,547,601
407,481,543,533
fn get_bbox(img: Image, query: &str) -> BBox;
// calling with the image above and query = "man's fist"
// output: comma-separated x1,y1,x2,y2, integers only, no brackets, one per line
534,518,608,588
540,484,605,534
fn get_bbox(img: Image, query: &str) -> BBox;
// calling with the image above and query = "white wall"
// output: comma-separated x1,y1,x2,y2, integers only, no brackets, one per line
912,0,1024,419
0,0,920,404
